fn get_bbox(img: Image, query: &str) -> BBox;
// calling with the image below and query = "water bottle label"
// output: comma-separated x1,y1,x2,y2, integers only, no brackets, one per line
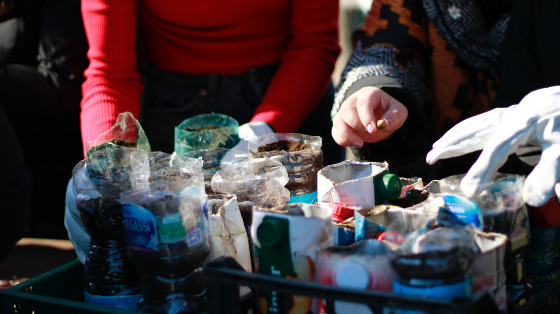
122,203,159,250
441,194,483,229
187,227,203,247
158,212,187,243
84,291,142,310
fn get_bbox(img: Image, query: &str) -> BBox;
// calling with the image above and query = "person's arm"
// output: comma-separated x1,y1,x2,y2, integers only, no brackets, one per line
332,0,432,165
80,0,141,154
250,0,340,133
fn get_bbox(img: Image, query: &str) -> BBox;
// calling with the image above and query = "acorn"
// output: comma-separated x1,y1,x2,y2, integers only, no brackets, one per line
376,119,387,129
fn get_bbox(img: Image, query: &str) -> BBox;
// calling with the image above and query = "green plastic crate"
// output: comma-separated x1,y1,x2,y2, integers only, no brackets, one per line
0,259,138,313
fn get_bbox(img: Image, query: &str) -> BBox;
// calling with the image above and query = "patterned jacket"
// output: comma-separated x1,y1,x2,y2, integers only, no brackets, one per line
333,0,511,175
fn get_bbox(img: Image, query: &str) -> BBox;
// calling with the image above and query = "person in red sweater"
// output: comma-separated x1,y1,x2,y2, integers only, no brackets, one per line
80,0,343,165
65,0,344,266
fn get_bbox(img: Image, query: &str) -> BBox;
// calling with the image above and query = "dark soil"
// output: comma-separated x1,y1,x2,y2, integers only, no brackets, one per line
184,125,220,131
110,139,137,147
257,140,311,153
387,189,429,208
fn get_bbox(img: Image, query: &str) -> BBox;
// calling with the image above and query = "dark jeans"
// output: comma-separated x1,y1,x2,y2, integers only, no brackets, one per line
140,61,345,166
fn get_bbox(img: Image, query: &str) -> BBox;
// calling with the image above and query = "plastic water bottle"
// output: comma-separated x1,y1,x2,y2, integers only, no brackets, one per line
76,185,142,310
121,186,210,313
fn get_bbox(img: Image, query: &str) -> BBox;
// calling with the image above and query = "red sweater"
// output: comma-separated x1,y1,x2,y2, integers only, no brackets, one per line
80,0,340,152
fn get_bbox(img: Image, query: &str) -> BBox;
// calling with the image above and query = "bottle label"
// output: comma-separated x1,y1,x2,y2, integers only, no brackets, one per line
441,194,483,229
157,212,187,243
187,227,203,247
122,203,159,250
84,291,142,310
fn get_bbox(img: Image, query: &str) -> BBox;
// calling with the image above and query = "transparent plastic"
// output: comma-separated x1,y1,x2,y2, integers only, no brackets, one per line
248,133,323,197
174,113,239,155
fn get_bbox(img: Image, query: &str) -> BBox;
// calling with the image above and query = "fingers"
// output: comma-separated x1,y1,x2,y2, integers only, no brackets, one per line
354,87,407,134
426,130,489,164
355,89,383,134
331,119,364,148
332,96,367,147
331,87,408,148
427,107,513,165
460,127,533,197
524,143,560,207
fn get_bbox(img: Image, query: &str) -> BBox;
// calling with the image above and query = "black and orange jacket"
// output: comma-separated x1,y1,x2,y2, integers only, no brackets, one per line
333,0,511,172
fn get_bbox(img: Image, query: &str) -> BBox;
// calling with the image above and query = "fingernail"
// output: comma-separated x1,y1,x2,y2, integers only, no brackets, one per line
366,123,374,133
355,141,363,148
385,119,392,128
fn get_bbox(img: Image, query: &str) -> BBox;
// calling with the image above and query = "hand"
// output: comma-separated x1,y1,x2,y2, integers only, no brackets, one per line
220,121,274,166
427,86,560,207
331,86,408,148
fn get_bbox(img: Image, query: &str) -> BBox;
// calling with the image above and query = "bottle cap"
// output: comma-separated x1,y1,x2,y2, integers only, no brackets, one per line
335,262,370,289
377,173,402,201
257,218,286,247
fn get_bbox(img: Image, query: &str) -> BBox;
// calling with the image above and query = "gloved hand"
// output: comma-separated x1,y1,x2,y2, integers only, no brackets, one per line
220,121,274,166
426,86,560,207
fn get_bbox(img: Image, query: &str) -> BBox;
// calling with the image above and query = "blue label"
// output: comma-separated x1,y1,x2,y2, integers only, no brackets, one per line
441,194,483,229
288,191,317,204
187,227,203,247
392,278,472,314
122,203,159,250
393,277,472,299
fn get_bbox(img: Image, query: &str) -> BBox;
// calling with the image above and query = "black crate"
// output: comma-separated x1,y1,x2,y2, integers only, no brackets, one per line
204,256,503,314
0,259,138,313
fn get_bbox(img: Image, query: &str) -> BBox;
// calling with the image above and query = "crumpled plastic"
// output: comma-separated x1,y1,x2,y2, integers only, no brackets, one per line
211,158,290,225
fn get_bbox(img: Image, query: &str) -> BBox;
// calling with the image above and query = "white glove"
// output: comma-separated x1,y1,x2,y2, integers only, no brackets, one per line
426,86,560,207
220,122,274,166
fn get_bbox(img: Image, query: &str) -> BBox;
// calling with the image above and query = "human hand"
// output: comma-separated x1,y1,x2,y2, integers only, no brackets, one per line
331,86,408,148
427,86,560,207
220,121,274,166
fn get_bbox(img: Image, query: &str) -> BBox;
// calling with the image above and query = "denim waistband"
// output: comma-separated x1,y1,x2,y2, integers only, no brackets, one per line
143,60,280,89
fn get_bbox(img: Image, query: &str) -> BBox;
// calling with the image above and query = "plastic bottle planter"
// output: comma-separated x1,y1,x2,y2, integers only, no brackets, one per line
211,158,290,228
317,161,402,223
251,203,333,314
391,247,475,313
73,159,142,311
437,174,531,310
248,133,323,204
180,148,230,194
121,186,210,314
174,113,240,155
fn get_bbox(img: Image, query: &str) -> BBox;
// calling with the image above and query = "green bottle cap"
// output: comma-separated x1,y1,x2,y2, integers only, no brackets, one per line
257,218,286,247
378,173,402,201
